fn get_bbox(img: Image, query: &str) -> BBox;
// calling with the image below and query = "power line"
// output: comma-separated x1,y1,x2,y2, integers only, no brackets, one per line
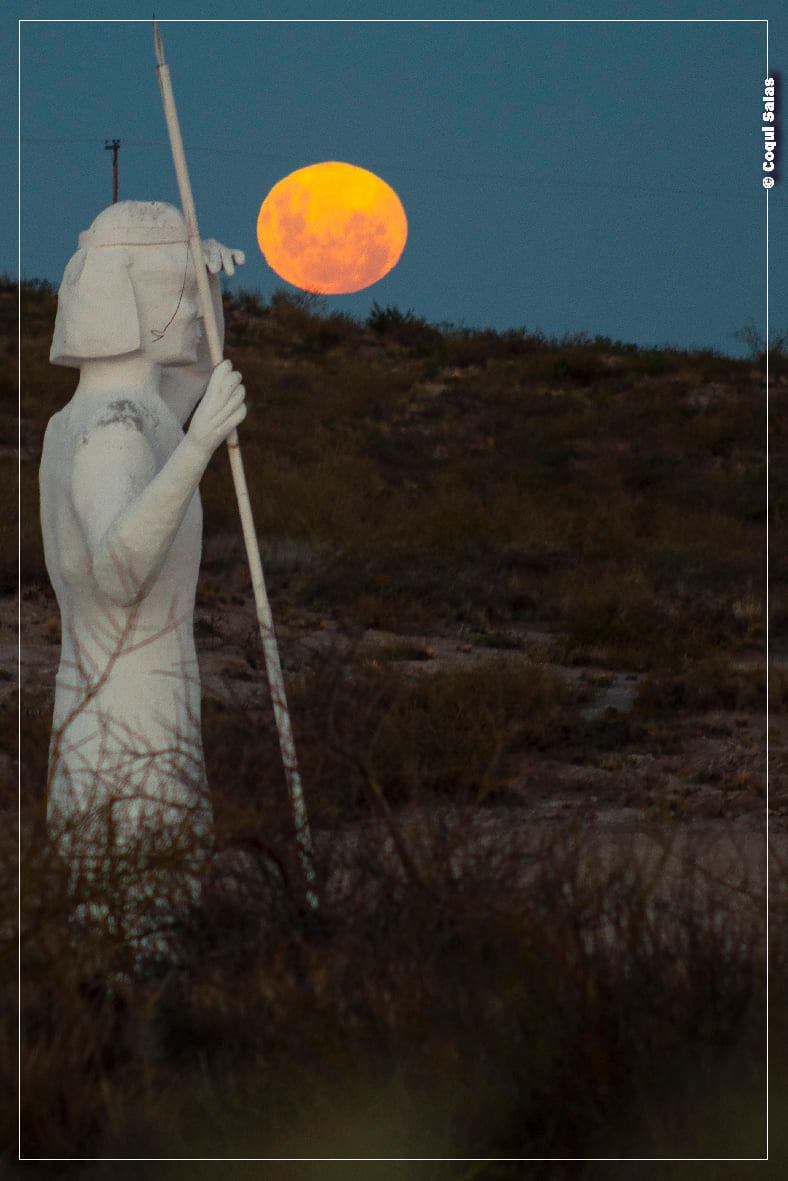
6,134,754,201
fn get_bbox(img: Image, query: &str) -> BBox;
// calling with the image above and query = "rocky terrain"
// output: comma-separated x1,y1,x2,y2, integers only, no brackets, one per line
12,580,778,831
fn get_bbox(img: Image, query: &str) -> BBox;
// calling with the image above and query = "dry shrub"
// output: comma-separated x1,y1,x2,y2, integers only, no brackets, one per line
13,793,773,1164
11,595,776,1166
285,653,575,821
635,657,766,715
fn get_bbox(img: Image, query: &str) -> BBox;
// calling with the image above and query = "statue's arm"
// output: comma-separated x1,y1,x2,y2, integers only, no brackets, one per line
72,364,247,606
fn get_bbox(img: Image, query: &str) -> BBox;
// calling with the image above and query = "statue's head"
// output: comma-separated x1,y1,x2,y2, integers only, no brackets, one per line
50,201,205,369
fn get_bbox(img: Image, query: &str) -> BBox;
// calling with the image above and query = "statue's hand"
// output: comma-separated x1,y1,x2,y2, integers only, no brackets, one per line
186,359,247,459
202,239,245,277
193,238,243,365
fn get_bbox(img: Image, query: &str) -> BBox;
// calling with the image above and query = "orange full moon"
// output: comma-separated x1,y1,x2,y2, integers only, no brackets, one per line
256,161,408,295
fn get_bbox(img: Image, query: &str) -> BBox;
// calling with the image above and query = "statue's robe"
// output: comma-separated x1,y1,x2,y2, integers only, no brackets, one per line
40,386,211,888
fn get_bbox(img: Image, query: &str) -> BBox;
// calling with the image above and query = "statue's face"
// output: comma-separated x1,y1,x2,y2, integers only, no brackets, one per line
129,243,204,367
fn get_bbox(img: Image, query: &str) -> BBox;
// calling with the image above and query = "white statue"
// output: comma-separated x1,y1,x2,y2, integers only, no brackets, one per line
42,200,247,945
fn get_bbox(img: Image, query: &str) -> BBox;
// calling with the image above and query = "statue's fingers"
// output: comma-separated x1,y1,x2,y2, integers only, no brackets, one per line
206,400,243,441
231,249,246,267
222,370,243,397
222,250,236,277
210,389,245,429
203,239,222,274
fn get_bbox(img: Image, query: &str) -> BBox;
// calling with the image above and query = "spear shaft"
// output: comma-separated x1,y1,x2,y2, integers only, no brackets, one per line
152,19,318,909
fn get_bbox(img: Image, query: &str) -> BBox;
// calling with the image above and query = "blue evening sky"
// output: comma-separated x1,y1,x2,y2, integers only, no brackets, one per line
6,1,787,356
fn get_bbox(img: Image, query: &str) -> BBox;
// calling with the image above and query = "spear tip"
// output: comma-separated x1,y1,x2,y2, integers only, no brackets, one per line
152,17,165,67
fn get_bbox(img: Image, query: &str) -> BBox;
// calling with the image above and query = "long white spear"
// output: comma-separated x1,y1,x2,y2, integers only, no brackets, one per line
152,18,318,910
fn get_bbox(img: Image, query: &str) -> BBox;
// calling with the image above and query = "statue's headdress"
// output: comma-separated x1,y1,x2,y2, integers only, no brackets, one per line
50,201,190,368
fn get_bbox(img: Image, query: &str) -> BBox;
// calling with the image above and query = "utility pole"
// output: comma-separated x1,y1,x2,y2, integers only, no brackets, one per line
104,139,121,203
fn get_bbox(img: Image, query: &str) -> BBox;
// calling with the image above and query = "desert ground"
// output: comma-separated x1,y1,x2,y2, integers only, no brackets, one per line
8,279,785,1167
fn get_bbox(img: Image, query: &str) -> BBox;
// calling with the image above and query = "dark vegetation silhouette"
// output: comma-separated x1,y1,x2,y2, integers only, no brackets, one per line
7,275,785,1168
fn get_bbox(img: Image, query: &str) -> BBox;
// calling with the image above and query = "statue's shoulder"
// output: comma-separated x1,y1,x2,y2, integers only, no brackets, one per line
42,406,67,445
41,405,79,466
40,408,68,481
85,396,151,436
72,396,158,482
75,395,161,452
